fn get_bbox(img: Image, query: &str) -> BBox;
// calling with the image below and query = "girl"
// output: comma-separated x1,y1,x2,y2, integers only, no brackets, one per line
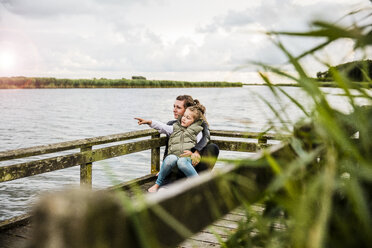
135,104,208,192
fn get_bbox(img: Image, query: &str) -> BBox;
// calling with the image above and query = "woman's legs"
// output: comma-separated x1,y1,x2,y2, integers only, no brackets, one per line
177,157,198,177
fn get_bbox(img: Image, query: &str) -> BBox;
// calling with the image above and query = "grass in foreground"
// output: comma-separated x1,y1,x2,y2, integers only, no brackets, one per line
222,7,372,248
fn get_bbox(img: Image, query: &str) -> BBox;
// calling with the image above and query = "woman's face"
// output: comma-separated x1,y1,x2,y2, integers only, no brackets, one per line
173,100,185,119
181,109,195,127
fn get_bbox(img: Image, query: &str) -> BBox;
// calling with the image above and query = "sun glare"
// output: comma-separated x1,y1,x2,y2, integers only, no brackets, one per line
0,50,16,71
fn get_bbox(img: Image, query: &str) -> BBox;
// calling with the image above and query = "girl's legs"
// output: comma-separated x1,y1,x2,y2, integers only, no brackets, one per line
177,157,198,177
148,154,178,192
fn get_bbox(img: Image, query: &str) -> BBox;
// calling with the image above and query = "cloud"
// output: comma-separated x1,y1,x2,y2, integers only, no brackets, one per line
0,0,369,80
0,0,148,18
195,0,370,70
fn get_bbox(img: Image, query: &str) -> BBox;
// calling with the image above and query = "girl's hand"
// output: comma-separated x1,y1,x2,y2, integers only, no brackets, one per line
134,118,152,125
180,150,193,157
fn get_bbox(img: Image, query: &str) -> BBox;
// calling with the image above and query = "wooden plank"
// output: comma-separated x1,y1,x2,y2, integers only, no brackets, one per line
220,213,247,222
211,219,239,229
187,232,223,244
0,214,31,231
180,208,247,248
211,140,260,152
0,129,159,162
204,225,236,236
210,130,289,140
3,225,33,239
0,232,27,248
178,239,220,247
0,137,167,182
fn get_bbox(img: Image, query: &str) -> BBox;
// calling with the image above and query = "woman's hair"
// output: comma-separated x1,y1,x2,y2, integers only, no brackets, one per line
187,103,208,126
176,95,195,109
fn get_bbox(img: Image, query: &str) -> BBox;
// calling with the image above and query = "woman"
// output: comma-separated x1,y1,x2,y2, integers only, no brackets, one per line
135,103,207,192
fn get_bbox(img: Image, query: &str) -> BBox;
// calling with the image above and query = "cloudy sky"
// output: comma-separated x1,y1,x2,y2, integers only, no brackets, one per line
0,0,370,82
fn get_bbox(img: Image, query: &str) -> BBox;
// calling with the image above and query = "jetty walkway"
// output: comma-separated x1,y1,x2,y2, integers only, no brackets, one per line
0,129,290,247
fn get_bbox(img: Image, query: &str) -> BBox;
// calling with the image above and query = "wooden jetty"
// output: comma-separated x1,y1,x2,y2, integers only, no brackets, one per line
0,129,289,247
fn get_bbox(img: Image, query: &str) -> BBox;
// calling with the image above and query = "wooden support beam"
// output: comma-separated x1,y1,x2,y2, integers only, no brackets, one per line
151,133,161,174
80,146,92,188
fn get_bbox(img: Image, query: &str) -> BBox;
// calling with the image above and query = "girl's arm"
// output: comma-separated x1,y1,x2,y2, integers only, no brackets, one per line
150,120,173,136
135,117,173,136
135,118,152,125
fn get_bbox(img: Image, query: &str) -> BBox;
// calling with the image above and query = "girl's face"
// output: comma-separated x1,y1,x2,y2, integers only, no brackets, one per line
181,109,195,127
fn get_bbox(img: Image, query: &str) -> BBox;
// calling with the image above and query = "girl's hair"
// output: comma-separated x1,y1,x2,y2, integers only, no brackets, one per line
187,103,208,126
176,95,208,125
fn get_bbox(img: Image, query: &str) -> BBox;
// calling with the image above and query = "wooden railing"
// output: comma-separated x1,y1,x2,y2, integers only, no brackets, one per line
0,129,165,186
0,129,287,245
0,129,282,186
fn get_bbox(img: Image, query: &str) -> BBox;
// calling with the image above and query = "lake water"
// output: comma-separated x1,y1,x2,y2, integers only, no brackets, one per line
0,86,362,220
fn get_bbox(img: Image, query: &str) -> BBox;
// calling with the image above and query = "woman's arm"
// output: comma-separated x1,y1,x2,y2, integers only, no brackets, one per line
191,122,210,153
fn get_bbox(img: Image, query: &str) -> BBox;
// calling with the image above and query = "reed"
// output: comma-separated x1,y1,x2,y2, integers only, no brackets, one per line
221,7,372,248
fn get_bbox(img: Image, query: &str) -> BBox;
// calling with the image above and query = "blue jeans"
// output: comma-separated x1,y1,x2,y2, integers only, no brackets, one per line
156,155,198,186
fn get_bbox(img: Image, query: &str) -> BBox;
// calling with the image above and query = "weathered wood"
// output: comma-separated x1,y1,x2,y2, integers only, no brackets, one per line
0,129,159,162
151,133,161,173
0,214,31,231
0,137,167,182
211,140,271,152
27,142,298,248
0,136,274,183
80,146,92,188
258,137,267,144
0,232,28,248
210,130,289,140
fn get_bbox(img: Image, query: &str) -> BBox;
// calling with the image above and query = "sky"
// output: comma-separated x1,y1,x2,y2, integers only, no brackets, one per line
0,0,371,83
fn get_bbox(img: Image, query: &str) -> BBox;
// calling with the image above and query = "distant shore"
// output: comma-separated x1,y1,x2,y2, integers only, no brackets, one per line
0,77,242,89
243,81,371,88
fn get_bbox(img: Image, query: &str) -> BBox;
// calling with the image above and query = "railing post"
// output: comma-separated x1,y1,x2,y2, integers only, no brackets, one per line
80,146,92,188
258,137,267,150
151,133,160,174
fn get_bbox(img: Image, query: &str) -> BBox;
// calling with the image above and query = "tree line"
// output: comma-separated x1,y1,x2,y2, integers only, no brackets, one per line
316,59,372,82
0,77,242,89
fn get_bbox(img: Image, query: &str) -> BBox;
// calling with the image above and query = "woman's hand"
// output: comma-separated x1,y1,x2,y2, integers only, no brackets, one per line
134,117,152,126
180,150,201,166
190,150,201,166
